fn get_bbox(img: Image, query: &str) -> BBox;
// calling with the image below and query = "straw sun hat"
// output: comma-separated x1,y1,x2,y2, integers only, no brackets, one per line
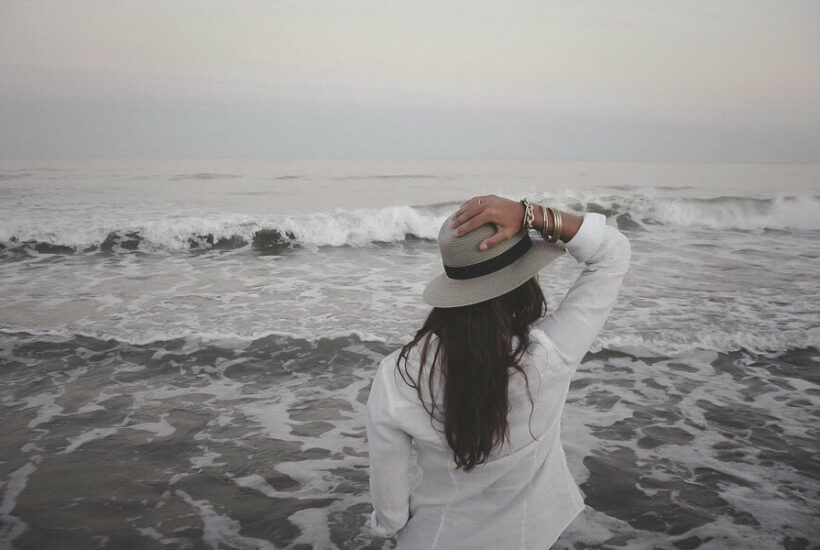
423,212,565,308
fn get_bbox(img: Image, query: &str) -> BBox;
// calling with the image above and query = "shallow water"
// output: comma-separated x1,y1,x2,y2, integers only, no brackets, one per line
1,159,819,549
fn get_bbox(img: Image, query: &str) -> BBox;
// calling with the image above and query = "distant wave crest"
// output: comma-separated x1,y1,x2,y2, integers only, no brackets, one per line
567,193,820,232
1,194,818,255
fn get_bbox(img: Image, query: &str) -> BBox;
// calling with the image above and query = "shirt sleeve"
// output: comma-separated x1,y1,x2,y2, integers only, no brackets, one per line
534,212,631,369
366,354,413,537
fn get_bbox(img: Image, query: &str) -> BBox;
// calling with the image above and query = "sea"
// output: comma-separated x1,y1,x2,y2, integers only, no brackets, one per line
0,159,818,550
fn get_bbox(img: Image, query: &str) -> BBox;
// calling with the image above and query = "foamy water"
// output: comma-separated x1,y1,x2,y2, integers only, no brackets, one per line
0,159,818,549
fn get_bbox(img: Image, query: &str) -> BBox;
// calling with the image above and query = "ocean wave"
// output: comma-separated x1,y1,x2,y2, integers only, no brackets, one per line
0,205,452,255
169,172,242,180
1,194,817,256
2,324,816,357
562,193,820,232
594,327,820,357
0,326,393,352
336,174,439,180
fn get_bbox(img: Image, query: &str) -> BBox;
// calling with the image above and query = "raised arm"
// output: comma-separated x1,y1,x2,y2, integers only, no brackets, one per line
533,212,630,368
451,195,631,368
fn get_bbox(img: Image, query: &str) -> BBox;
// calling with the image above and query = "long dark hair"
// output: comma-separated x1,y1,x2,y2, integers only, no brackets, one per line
397,277,547,472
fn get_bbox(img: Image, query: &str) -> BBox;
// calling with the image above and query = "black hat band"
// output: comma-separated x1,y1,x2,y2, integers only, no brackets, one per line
443,234,532,280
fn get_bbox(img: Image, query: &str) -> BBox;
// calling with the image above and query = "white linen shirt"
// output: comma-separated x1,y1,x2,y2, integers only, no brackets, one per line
366,213,631,550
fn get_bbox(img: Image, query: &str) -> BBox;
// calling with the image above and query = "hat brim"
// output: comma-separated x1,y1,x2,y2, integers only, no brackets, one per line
422,240,565,308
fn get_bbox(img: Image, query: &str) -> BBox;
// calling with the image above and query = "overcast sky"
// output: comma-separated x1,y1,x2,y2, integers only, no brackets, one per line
1,0,818,161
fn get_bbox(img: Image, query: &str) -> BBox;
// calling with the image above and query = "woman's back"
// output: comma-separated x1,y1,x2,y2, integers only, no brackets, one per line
373,326,584,550
367,199,631,549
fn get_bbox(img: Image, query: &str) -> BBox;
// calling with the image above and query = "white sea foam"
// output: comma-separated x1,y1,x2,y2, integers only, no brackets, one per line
126,414,176,438
277,205,448,246
175,490,278,550
0,456,41,544
61,427,119,454
0,325,391,350
1,319,817,358
232,474,282,499
0,204,450,252
189,449,227,469
530,190,820,230
2,193,818,253
134,526,190,548
288,508,334,550
608,193,820,231
23,393,65,429
594,327,820,356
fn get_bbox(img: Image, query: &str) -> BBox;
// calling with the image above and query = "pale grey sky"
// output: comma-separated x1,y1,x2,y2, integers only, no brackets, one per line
1,0,818,161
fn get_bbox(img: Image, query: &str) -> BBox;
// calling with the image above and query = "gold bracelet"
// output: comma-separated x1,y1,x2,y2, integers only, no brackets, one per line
552,208,563,243
540,204,550,241
543,207,560,243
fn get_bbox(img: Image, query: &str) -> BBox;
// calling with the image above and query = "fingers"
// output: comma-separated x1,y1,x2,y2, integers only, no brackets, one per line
454,196,484,218
480,231,509,251
453,211,491,237
451,196,487,228
450,194,519,250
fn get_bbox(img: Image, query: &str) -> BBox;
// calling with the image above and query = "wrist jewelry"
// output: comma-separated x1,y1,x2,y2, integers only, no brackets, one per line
520,198,535,232
544,207,561,243
540,204,550,241
552,208,563,243
544,207,556,243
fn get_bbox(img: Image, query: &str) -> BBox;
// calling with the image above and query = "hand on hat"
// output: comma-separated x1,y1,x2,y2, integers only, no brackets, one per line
451,195,525,251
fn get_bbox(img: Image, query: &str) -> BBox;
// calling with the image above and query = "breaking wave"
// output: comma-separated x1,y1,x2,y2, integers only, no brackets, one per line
565,193,820,232
1,194,817,255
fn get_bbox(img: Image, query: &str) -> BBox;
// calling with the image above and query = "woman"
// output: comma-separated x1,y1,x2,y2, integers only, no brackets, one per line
366,195,631,549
